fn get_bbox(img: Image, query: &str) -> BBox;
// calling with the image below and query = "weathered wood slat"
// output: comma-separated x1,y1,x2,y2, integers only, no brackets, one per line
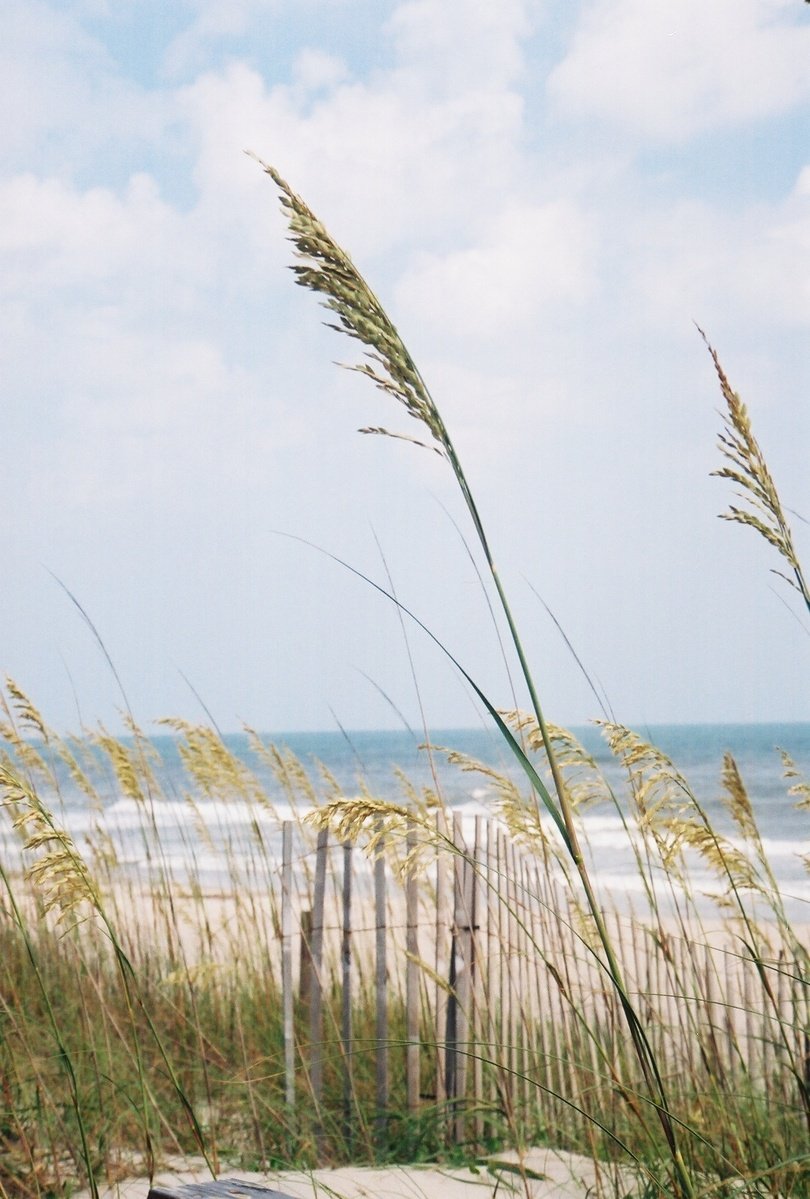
148,1182,296,1199
309,827,329,1149
341,839,353,1147
405,818,420,1113
281,821,294,1111
374,819,388,1139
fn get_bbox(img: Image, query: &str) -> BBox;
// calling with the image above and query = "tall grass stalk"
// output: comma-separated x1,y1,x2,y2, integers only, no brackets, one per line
0,699,215,1193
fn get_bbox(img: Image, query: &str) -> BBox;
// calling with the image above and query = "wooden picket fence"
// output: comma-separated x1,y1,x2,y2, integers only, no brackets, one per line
277,813,810,1146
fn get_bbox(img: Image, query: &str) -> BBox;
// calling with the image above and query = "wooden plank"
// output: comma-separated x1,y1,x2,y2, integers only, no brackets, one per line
485,816,499,1130
519,853,539,1121
406,818,420,1113
341,840,353,1149
723,946,739,1073
742,951,756,1084
309,826,329,1144
471,815,483,1147
281,821,294,1110
148,1182,297,1199
444,838,458,1113
455,814,473,1122
505,839,521,1112
446,813,472,1140
375,819,388,1140
530,863,557,1130
777,949,791,1107
298,910,313,1014
511,842,529,1114
545,873,568,1134
496,827,512,1117
434,811,448,1109
703,938,723,1082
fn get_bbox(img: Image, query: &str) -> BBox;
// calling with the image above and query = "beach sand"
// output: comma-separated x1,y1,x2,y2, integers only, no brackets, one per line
77,1146,628,1199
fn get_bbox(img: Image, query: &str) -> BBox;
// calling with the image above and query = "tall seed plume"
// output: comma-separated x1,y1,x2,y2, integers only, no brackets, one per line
250,153,450,459
701,328,809,612
0,761,101,926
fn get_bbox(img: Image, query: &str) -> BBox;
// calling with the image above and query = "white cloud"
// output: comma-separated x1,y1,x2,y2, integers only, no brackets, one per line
292,48,349,93
0,173,190,295
0,2,104,158
620,164,810,332
0,159,299,529
179,58,525,261
163,1,265,77
395,199,596,339
549,0,810,140
386,0,533,91
0,1,171,177
762,168,810,322
166,0,537,262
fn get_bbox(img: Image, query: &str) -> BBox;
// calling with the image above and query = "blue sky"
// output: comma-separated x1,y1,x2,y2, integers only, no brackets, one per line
2,0,809,735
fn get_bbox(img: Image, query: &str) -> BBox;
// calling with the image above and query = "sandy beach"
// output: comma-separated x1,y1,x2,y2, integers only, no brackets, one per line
78,1146,628,1199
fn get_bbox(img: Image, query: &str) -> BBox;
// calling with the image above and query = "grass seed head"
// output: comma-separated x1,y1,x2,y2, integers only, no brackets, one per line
252,154,451,459
701,328,808,608
0,762,101,926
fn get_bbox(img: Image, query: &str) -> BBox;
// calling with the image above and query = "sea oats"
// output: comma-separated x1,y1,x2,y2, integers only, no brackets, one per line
184,793,217,852
1,682,55,784
93,731,146,805
251,154,451,459
0,762,100,926
781,748,810,809
431,741,557,855
598,721,705,883
719,754,759,844
306,795,438,876
502,710,611,812
159,719,262,803
5,678,49,741
701,328,809,612
599,722,694,825
665,815,763,906
56,741,101,809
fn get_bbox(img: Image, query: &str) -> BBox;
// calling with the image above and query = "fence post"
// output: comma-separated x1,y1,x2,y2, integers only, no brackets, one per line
471,815,483,1146
406,818,420,1113
281,821,295,1111
375,819,388,1143
298,910,313,1015
310,827,329,1152
435,812,449,1110
447,813,474,1142
341,840,353,1150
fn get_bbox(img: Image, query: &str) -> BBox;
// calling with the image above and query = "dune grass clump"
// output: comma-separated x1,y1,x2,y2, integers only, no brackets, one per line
0,706,466,1195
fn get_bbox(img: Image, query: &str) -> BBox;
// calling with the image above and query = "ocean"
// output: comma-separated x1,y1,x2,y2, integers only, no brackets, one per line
3,722,810,918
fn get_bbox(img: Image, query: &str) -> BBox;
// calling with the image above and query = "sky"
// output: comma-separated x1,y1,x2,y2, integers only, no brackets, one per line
2,0,809,736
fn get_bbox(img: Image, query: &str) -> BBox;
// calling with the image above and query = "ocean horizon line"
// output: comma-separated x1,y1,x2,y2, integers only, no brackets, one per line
121,717,810,741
